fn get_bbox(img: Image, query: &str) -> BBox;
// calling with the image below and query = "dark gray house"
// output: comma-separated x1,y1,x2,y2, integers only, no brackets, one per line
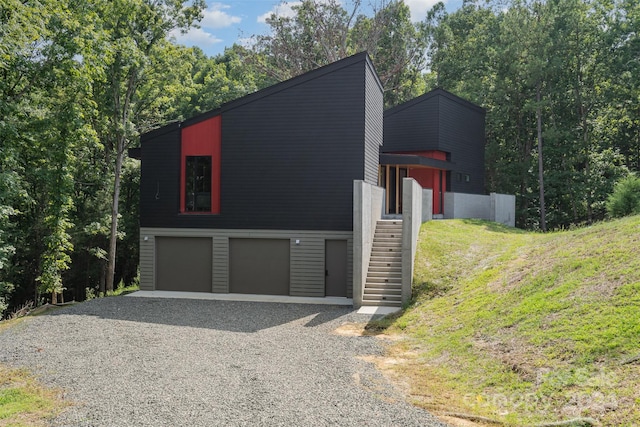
134,53,489,302
380,89,486,216
136,52,382,298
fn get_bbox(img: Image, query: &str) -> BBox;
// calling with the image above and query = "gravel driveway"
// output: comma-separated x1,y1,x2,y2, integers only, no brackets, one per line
0,296,447,426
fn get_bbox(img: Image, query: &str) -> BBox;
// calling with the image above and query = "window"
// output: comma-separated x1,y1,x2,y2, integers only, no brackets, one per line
180,115,221,214
185,156,212,212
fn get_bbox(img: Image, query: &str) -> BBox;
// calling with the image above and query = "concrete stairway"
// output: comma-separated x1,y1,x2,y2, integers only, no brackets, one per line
362,219,403,307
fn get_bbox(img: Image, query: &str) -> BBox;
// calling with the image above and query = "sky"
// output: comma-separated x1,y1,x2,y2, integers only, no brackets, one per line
170,0,463,57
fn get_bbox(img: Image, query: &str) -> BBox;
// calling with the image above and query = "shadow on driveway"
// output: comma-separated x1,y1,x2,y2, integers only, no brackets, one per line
44,297,355,333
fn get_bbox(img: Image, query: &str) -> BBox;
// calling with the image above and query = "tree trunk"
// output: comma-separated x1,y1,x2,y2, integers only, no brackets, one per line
105,137,125,292
536,83,547,232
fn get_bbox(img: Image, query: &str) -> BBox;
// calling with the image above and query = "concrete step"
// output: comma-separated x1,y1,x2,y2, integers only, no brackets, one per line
371,247,402,254
369,255,402,262
366,272,402,280
360,301,402,307
373,233,402,242
365,277,402,288
364,288,402,297
368,262,402,270
369,260,402,268
361,301,402,307
363,290,402,299
373,242,401,247
362,295,402,304
375,227,402,232
376,221,402,225
375,227,403,233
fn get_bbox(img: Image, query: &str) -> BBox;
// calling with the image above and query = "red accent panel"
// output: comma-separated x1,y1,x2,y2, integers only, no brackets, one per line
393,150,447,161
180,116,221,214
408,167,443,214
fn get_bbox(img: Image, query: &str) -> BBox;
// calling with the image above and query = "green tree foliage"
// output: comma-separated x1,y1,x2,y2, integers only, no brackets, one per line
0,0,249,311
425,0,640,229
81,0,206,292
1,0,639,313
249,0,428,106
606,174,640,218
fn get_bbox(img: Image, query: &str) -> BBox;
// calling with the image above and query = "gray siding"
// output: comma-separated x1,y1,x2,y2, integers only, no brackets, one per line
364,61,384,185
383,89,486,195
212,236,229,293
438,96,485,194
139,227,353,298
139,234,155,291
139,53,382,232
383,95,439,153
139,126,180,229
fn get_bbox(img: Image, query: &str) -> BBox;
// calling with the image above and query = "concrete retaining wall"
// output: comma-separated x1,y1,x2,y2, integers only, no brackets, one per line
422,189,433,223
490,193,516,227
402,178,423,305
353,180,384,308
443,192,515,227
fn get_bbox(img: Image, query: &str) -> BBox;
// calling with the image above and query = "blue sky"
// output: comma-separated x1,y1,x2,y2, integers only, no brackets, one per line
170,0,463,57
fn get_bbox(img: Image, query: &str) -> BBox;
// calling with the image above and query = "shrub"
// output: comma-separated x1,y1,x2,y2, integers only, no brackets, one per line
606,174,640,218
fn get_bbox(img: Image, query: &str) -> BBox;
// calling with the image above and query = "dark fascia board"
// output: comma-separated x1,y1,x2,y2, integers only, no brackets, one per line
364,54,384,92
139,121,181,142
379,153,454,170
384,87,485,118
181,51,375,128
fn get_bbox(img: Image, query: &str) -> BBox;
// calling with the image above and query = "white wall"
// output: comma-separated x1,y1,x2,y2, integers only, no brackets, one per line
442,192,516,227
491,193,516,227
402,178,423,305
353,180,384,308
422,189,433,223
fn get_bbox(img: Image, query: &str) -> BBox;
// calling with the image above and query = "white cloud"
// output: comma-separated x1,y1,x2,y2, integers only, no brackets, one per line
257,2,302,24
201,3,241,29
170,27,223,47
404,0,443,22
236,36,258,49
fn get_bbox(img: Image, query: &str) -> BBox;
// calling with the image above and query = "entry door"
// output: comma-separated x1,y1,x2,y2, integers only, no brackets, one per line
325,240,347,297
380,165,408,214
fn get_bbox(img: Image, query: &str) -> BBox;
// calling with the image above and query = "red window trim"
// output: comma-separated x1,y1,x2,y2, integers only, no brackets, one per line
180,115,221,214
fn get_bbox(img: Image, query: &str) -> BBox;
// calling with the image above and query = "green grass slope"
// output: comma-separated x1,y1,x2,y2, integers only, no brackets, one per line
373,216,640,426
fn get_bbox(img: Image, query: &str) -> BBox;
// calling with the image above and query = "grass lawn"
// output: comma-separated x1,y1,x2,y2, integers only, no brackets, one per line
369,216,640,426
0,318,67,426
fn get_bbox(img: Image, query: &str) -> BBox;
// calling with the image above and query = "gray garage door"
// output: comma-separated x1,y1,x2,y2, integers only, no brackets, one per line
229,239,290,295
156,237,212,292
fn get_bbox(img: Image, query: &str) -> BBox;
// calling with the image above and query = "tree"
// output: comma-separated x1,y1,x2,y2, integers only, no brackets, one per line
84,0,205,292
249,0,428,106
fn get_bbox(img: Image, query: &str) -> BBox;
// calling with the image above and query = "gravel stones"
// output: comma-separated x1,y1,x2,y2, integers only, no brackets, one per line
0,297,448,426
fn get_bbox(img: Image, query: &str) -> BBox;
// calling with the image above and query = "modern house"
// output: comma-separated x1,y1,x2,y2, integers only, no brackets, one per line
133,52,506,306
135,52,382,299
379,89,486,216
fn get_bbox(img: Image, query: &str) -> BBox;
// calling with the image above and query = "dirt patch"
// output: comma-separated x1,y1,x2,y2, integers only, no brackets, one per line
333,322,399,340
358,353,494,427
473,334,545,382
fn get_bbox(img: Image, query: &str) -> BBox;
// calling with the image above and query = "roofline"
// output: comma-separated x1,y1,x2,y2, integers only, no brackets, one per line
180,51,374,129
384,87,485,117
139,121,181,141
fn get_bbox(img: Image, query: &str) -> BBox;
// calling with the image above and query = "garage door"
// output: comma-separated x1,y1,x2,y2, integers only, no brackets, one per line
229,239,290,295
156,237,212,292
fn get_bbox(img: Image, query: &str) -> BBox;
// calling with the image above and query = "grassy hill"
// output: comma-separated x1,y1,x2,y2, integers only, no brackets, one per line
370,216,640,426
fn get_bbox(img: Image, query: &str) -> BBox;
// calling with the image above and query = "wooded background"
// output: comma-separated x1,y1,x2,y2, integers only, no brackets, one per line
1,0,638,316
